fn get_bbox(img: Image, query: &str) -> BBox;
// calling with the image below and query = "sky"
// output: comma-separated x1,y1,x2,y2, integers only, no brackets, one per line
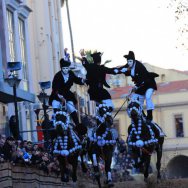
61,0,188,71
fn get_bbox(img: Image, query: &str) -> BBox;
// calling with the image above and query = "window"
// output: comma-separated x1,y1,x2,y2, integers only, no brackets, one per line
6,9,15,62
161,74,165,82
174,114,184,137
18,18,28,91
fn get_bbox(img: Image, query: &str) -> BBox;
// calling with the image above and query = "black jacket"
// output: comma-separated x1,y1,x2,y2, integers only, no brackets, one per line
3,142,12,161
49,70,84,105
122,60,158,95
82,60,118,102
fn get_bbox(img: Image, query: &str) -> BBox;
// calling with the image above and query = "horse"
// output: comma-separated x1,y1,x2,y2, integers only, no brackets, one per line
52,110,82,184
85,104,118,188
126,98,165,182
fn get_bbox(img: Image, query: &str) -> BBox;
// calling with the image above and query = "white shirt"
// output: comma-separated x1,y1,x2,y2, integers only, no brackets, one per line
61,72,69,83
131,62,136,77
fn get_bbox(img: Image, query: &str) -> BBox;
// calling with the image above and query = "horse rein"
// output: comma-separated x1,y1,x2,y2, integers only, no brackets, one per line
141,147,152,156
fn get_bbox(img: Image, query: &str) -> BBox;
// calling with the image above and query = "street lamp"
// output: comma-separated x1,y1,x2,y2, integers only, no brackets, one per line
5,62,22,140
37,81,51,149
37,81,51,118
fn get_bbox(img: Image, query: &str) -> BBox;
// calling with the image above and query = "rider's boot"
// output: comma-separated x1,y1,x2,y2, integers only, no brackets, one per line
70,111,87,136
147,110,153,122
70,111,79,125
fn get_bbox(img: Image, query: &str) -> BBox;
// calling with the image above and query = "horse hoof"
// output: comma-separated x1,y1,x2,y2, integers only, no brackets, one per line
81,162,88,173
104,180,114,187
61,176,69,183
144,177,148,183
107,180,114,187
72,182,77,188
157,178,161,184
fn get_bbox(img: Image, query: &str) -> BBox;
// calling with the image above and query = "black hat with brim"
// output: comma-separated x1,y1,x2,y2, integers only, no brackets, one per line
91,52,102,64
60,58,71,68
124,51,135,60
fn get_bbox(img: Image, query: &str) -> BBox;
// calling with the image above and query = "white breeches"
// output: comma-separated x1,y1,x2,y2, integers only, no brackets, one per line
52,100,76,113
145,88,154,110
131,88,154,110
101,99,114,109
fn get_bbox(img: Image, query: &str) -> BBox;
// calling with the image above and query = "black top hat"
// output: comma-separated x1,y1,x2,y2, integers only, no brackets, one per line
91,52,102,64
124,51,135,60
60,58,71,68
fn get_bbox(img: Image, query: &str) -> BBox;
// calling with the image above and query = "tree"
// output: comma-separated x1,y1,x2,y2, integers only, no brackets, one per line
168,0,188,51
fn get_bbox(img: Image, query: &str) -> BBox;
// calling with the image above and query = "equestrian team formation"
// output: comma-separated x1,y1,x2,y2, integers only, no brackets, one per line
46,50,166,187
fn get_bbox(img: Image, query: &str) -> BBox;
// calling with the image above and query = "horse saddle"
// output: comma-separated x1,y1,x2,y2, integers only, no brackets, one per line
150,121,166,137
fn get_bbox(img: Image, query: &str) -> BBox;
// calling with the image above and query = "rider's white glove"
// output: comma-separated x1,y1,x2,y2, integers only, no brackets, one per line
114,69,119,74
121,68,128,73
58,94,64,99
132,86,138,92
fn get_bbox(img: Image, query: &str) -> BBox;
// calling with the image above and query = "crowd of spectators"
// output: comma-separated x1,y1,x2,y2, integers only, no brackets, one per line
0,133,135,182
0,134,60,176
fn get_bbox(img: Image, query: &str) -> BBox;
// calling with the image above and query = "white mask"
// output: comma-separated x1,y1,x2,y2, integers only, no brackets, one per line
127,59,134,68
61,67,69,75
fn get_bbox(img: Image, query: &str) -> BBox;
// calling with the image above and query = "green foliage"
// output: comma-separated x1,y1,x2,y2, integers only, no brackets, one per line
85,50,94,64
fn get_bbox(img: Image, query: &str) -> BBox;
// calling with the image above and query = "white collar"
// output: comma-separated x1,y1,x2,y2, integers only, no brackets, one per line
131,62,136,76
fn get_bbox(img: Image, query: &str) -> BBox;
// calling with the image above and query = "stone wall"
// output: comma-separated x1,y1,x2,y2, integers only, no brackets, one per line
0,163,62,188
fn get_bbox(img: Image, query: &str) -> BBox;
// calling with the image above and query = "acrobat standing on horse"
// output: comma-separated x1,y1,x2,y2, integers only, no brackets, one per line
49,58,87,137
76,50,122,187
79,49,120,110
119,51,159,122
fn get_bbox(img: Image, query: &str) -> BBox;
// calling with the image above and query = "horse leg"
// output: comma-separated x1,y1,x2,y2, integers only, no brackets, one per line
104,152,114,187
144,155,151,182
156,142,163,180
92,153,101,188
58,157,69,183
80,152,88,173
71,156,78,183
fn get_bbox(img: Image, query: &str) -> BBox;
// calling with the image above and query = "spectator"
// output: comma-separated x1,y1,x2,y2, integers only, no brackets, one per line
9,115,22,140
39,152,51,173
41,114,54,149
3,136,15,161
31,147,43,167
26,141,33,152
0,135,5,163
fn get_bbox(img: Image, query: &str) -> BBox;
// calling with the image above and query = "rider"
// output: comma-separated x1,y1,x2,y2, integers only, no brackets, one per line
79,50,120,111
49,58,87,136
119,51,159,122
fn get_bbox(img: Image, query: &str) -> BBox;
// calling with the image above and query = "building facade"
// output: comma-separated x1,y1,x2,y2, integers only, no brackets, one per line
0,0,92,142
0,0,35,136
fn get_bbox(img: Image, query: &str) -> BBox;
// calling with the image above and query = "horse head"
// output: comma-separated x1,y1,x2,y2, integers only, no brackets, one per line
96,104,113,130
54,110,70,136
126,98,158,149
127,98,143,121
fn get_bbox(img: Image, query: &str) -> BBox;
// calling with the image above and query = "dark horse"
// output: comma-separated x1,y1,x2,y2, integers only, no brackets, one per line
86,104,118,188
126,98,165,182
52,110,82,184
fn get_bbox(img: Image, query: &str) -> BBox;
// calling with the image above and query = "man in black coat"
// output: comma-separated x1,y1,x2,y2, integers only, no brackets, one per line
81,51,120,111
119,51,158,121
49,58,87,136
